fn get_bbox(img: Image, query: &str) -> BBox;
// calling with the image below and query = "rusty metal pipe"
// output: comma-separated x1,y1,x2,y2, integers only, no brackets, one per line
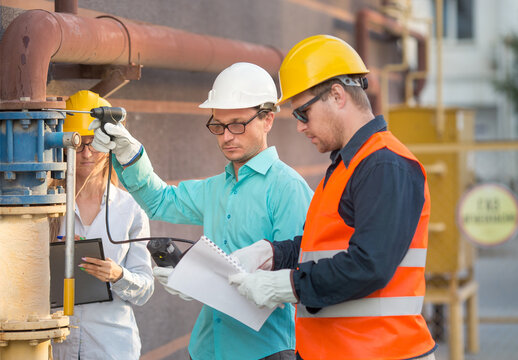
0,9,283,106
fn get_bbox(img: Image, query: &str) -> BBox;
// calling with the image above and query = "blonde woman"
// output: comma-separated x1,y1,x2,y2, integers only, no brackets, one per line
51,90,153,360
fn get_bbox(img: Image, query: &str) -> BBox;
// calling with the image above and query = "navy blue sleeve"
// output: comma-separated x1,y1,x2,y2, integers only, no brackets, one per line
272,235,303,270
292,149,425,308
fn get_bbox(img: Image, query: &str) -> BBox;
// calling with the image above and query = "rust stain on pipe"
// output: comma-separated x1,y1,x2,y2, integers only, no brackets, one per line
0,9,283,106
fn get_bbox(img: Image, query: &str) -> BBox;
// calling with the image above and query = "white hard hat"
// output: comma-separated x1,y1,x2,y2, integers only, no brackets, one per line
199,62,279,111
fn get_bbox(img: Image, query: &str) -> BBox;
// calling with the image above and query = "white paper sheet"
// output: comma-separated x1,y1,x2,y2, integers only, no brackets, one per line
167,236,275,331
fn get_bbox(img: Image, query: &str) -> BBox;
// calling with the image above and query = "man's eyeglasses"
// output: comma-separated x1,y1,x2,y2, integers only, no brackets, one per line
77,141,100,153
206,110,267,135
292,90,328,124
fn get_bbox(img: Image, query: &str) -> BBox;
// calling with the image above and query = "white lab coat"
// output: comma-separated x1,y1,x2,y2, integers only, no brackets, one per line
52,186,154,360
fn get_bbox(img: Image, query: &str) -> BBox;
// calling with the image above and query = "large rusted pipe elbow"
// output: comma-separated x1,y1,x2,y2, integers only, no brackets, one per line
0,10,62,104
0,10,128,106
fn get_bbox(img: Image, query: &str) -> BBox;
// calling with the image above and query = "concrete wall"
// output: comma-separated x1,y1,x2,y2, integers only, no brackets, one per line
1,1,404,358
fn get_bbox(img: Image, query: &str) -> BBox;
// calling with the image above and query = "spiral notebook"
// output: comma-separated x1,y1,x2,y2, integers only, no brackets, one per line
167,235,275,331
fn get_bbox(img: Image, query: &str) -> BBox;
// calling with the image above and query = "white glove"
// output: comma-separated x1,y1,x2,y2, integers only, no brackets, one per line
230,240,274,273
88,120,142,165
152,266,193,301
228,269,297,309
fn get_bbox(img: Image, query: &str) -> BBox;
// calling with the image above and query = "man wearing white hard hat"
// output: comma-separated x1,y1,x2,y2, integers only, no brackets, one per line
90,62,313,360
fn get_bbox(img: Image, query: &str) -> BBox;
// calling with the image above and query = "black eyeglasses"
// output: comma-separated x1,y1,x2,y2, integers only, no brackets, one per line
206,110,266,135
292,90,330,124
77,141,99,153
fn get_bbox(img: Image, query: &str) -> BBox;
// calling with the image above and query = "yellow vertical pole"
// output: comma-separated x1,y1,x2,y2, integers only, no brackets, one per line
436,0,445,138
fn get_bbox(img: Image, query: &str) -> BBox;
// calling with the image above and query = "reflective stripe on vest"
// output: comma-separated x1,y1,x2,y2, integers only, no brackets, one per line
297,248,427,318
297,296,424,318
300,248,427,268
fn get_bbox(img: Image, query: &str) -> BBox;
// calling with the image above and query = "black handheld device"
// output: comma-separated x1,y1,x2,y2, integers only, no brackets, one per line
48,106,127,138
146,238,193,267
90,106,126,139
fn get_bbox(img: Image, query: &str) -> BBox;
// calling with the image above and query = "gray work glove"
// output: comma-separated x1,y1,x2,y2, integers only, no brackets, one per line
230,240,274,273
152,266,193,301
88,120,142,166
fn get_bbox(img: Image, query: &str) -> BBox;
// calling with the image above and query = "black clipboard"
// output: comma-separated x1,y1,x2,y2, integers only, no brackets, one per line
50,238,113,308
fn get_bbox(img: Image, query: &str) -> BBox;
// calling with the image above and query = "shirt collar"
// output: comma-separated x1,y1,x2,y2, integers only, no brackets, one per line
225,146,279,180
330,115,387,168
100,184,117,206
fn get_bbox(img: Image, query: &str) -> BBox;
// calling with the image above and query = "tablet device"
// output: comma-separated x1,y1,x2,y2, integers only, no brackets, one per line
50,238,113,308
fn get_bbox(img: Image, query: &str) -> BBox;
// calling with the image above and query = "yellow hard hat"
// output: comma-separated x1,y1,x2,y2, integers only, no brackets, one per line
278,35,369,104
64,90,111,136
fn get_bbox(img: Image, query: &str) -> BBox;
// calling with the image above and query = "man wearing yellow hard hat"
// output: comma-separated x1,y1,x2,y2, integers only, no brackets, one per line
229,35,437,360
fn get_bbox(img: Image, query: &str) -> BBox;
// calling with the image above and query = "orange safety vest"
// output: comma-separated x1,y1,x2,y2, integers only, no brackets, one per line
296,131,435,360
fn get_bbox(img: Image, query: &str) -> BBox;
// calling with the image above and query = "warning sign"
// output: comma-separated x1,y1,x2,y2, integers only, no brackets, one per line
457,183,518,246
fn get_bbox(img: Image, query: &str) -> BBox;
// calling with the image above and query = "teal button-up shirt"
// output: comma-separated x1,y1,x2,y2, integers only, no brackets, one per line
114,146,313,360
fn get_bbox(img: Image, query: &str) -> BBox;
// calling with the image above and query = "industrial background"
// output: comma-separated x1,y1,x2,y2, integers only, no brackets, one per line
1,0,517,359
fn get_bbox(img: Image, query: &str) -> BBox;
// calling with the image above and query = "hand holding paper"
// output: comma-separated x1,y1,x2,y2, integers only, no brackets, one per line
230,239,274,273
167,236,276,331
152,266,193,301
228,269,298,310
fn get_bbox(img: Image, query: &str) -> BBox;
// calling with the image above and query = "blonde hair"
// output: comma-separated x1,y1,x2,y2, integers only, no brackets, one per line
49,153,120,242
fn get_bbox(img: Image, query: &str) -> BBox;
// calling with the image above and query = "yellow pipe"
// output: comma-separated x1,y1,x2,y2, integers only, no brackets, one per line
423,161,447,175
0,214,50,360
0,214,50,321
428,222,447,233
0,340,50,360
435,0,445,138
63,278,75,316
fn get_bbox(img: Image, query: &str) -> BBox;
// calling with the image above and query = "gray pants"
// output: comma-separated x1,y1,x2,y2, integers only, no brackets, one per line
190,350,295,360
261,350,296,360
414,353,436,360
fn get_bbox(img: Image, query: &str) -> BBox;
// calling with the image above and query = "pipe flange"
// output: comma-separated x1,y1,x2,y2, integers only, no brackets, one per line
0,316,69,331
0,316,70,342
0,204,66,216
0,100,66,110
0,327,70,342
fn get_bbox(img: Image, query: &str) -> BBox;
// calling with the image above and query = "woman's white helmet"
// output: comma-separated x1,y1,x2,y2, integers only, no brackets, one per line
199,62,279,112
